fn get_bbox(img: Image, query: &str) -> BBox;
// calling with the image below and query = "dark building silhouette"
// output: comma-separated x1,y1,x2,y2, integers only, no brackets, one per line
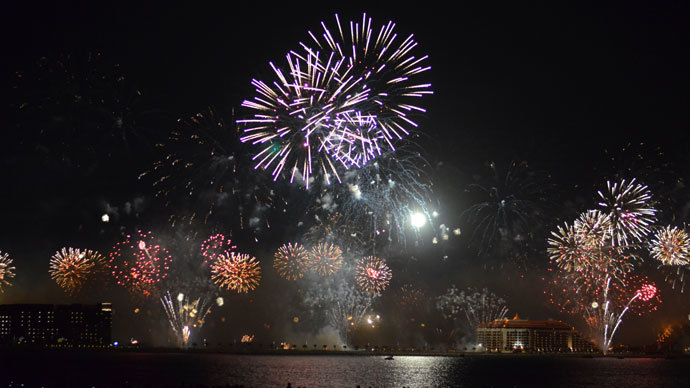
0,303,112,346
477,314,594,353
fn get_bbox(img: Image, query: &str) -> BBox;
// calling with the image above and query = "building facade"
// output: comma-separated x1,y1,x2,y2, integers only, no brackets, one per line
0,303,112,346
477,315,593,353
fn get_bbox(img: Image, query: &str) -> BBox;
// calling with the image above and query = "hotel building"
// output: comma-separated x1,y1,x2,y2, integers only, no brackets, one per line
477,314,594,352
0,303,112,346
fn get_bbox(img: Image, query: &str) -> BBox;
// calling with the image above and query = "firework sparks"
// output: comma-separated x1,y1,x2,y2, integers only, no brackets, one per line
597,178,657,246
308,242,343,276
355,256,392,294
274,243,309,281
650,226,690,266
200,233,237,265
462,161,552,257
49,247,106,295
211,252,261,293
0,251,16,293
140,107,280,233
161,291,217,347
109,230,172,297
238,13,432,188
436,286,509,342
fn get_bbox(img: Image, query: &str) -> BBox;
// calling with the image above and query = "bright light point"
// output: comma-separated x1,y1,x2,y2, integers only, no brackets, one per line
591,302,599,309
101,214,110,222
113,341,119,346
432,237,438,244
177,293,184,302
138,241,147,250
453,228,461,235
432,211,439,218
216,297,224,306
367,318,373,324
410,212,426,228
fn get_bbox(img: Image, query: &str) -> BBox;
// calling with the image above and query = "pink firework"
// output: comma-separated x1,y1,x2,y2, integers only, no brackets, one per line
109,230,172,297
637,284,657,301
200,233,236,265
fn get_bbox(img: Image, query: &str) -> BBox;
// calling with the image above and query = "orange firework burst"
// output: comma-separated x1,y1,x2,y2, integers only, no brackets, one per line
0,251,16,293
273,243,309,281
355,256,392,294
211,252,261,293
308,242,343,276
109,230,172,297
49,247,106,295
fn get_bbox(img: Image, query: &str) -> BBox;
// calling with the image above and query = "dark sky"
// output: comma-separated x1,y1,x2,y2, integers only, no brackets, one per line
2,2,689,346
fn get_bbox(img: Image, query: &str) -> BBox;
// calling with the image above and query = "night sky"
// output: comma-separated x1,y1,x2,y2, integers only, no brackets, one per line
2,2,689,347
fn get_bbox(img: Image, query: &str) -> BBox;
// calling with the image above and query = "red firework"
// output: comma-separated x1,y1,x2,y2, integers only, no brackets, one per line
109,230,172,296
200,233,236,265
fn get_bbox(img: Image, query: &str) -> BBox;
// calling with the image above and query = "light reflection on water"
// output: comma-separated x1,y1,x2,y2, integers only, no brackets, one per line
2,352,690,387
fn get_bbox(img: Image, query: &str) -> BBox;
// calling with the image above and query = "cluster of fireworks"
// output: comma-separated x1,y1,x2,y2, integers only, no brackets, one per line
436,286,509,342
210,252,262,294
273,242,391,295
546,178,663,353
650,226,690,291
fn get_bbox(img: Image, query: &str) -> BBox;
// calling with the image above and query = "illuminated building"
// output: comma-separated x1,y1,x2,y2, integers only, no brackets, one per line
477,314,594,353
0,303,112,346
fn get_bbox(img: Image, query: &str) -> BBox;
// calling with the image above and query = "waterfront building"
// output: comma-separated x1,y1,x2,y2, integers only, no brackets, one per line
0,303,112,346
477,314,594,352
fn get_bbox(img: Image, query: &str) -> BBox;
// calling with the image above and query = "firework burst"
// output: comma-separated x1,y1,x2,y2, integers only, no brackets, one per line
49,247,107,295
650,226,690,266
355,256,392,294
274,243,309,281
200,233,237,265
109,231,172,297
237,13,432,188
0,251,16,293
210,252,261,293
308,242,343,276
597,178,657,246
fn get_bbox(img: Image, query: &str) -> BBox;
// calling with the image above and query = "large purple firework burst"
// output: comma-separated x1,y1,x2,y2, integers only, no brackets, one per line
237,13,432,188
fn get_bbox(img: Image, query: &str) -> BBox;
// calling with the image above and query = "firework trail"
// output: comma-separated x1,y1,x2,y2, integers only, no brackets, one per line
160,291,218,347
597,178,657,247
580,275,661,353
200,233,237,265
140,107,282,234
49,247,107,295
436,286,509,341
308,242,344,276
210,252,261,293
109,230,172,297
0,251,15,293
274,243,310,281
355,256,392,294
237,13,432,188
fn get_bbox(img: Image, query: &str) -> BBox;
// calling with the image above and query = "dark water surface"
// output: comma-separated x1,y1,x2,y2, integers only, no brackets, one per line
2,352,689,388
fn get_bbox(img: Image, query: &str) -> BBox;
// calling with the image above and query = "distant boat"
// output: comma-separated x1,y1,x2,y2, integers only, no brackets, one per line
384,355,394,360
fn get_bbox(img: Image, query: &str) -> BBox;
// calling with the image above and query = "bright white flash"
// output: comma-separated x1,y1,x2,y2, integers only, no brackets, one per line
410,212,427,228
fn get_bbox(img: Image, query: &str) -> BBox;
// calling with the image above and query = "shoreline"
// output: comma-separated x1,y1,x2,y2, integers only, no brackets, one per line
1,346,687,358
